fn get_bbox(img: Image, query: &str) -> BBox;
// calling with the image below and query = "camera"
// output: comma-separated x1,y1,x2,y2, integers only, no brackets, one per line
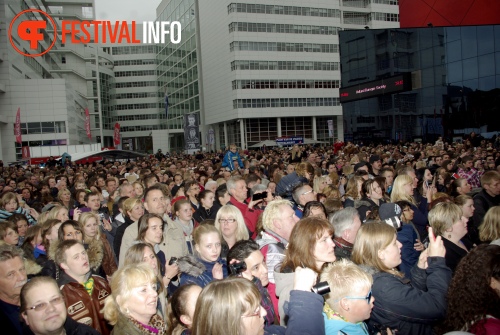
168,257,178,265
311,281,330,295
229,261,247,275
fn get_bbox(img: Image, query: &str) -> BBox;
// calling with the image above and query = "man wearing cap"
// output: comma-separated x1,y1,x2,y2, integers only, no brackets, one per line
369,155,382,177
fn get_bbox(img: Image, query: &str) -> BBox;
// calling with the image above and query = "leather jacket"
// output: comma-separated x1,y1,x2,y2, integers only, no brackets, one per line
58,272,112,335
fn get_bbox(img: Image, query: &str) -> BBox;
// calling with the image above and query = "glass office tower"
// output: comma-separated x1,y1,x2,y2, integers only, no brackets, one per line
339,25,500,143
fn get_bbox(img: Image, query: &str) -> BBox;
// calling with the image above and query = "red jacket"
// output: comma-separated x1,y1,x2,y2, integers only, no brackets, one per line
228,196,263,239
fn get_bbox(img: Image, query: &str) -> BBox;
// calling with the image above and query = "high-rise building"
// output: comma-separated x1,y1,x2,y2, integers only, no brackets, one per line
0,0,107,163
156,0,400,151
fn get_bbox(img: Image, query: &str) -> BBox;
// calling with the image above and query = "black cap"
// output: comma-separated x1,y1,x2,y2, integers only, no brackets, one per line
354,161,368,172
379,203,402,229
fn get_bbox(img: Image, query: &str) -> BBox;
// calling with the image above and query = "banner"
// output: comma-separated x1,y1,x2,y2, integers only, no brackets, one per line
15,107,22,144
327,120,334,137
114,123,120,146
207,128,215,145
22,146,30,159
184,113,200,150
275,137,304,146
85,108,91,139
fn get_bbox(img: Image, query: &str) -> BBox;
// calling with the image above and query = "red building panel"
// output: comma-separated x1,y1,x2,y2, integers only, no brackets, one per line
399,0,500,28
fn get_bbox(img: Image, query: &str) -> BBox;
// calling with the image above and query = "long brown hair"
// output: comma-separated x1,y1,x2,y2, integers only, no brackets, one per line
281,217,334,274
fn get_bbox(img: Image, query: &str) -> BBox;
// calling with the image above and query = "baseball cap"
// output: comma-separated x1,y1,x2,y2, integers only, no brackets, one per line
379,203,402,229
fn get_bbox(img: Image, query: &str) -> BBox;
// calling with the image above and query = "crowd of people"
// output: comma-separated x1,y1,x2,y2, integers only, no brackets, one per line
0,133,500,335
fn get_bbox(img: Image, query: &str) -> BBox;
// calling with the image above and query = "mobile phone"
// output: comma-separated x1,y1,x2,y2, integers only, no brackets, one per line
425,180,430,187
252,192,268,201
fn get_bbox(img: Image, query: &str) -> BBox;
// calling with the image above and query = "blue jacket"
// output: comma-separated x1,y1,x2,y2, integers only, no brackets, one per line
275,172,308,200
397,223,421,279
179,256,228,288
264,290,326,335
221,150,243,171
361,257,451,335
324,315,369,335
410,199,429,239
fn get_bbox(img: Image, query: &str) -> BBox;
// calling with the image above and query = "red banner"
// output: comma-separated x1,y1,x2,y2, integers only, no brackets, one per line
15,107,22,144
85,108,91,139
113,123,120,145
22,146,30,159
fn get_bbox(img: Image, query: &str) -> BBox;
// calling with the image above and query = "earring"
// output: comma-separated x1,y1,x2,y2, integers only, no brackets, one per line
447,234,451,239
125,307,130,314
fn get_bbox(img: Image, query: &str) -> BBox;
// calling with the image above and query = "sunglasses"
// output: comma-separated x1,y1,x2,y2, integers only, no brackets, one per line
343,290,372,304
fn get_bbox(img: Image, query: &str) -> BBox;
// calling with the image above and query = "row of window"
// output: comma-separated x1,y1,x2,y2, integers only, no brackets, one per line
114,59,157,66
232,79,340,90
231,60,339,71
227,3,341,18
115,103,158,110
233,97,340,109
114,114,166,121
371,0,398,4
18,122,67,135
228,22,340,35
121,124,167,132
115,70,157,77
371,12,399,22
111,45,158,55
114,81,158,88
113,92,163,99
230,41,338,53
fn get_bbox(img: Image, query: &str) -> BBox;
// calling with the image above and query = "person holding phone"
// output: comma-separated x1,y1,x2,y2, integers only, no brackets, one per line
352,222,451,335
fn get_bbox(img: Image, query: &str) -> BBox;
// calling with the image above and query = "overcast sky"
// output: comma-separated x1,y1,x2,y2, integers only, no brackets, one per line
95,0,162,22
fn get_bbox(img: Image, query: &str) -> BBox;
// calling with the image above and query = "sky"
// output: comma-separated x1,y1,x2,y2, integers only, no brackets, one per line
94,0,162,23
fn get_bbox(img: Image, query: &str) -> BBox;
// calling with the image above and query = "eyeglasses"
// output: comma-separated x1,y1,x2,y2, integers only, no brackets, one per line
241,306,261,318
343,290,372,304
27,296,64,312
218,218,236,224
301,190,314,196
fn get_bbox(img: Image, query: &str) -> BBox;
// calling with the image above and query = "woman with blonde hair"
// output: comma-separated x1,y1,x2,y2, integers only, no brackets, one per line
313,175,329,194
103,263,167,334
352,222,451,334
79,211,117,278
47,204,69,222
178,224,228,289
214,204,249,259
124,243,168,319
391,174,432,239
132,181,145,198
479,206,500,245
57,188,74,209
113,197,144,261
428,202,473,273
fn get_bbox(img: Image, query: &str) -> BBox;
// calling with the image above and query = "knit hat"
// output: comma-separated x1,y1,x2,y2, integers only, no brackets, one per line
379,203,402,229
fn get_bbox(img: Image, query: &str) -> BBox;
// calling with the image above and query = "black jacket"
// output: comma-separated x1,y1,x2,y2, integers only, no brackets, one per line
473,189,500,229
361,257,451,335
442,237,473,274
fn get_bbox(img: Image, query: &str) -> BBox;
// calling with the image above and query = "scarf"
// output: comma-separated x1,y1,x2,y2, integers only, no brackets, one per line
129,314,167,335
83,277,94,296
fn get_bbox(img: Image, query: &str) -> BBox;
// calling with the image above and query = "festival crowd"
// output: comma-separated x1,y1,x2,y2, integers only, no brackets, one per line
0,132,500,335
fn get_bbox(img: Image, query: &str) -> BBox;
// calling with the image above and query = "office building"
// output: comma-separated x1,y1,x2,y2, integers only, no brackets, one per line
156,0,400,151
